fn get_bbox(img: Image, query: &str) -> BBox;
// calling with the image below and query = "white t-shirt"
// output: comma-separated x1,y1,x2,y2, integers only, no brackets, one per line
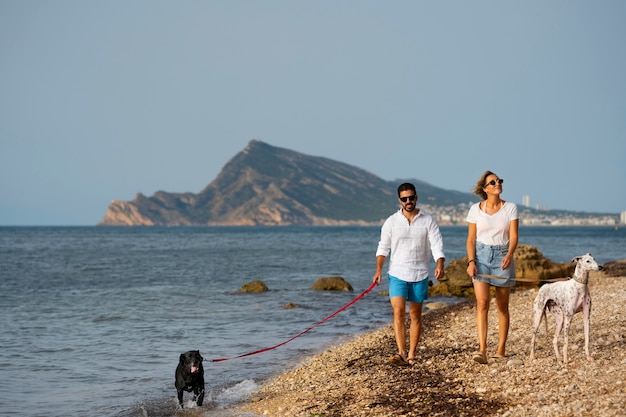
466,201,518,246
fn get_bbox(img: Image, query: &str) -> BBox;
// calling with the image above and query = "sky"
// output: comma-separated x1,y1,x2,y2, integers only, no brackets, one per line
1,1,625,226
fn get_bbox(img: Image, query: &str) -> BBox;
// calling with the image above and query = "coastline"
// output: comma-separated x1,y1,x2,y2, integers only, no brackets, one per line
238,273,625,417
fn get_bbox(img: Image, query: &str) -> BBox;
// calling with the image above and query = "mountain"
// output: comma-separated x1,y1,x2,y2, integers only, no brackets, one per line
98,140,478,226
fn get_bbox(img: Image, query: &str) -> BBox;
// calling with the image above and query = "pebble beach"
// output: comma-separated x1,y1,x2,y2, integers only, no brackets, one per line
238,272,625,417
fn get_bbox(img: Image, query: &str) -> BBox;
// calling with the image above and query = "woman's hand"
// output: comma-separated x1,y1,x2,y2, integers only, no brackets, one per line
501,254,513,270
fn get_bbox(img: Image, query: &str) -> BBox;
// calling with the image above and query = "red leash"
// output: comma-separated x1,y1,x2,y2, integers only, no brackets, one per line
211,281,378,362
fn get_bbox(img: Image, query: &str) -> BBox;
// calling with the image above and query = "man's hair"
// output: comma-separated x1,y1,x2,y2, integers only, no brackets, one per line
397,182,416,197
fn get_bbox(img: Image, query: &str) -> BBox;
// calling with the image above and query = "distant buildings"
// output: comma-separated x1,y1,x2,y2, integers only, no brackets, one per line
522,195,530,207
423,203,621,227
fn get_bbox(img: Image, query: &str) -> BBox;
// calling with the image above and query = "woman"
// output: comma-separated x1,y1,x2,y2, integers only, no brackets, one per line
466,171,519,364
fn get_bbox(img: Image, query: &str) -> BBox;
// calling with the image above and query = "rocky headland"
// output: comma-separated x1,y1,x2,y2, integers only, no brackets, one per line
99,140,472,226
99,140,618,227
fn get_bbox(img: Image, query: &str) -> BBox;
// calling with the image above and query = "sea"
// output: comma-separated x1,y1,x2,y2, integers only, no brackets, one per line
1,225,624,417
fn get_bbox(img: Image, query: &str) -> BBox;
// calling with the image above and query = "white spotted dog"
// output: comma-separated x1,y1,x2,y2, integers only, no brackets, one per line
529,253,602,366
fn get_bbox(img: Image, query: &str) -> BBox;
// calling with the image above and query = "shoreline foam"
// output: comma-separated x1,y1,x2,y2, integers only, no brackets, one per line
238,273,625,416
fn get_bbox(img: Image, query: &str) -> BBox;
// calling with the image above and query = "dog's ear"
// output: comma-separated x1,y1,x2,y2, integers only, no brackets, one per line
571,256,582,263
179,353,186,364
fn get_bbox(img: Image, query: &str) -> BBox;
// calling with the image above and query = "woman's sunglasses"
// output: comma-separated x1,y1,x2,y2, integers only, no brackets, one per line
399,195,417,202
485,178,504,186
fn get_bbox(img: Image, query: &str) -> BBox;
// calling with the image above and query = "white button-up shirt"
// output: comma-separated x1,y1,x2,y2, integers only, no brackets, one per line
376,209,445,282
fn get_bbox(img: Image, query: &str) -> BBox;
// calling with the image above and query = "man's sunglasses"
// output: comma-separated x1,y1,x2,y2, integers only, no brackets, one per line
485,179,504,186
399,195,417,202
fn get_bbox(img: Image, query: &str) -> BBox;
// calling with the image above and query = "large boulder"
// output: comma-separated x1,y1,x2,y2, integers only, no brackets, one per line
311,276,353,291
240,280,269,293
431,244,574,298
601,259,626,277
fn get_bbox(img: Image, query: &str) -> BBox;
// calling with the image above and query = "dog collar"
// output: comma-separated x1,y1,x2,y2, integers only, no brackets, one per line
572,275,588,285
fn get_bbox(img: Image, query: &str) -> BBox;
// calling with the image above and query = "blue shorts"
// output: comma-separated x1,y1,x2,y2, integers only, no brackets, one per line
388,275,429,303
472,241,515,287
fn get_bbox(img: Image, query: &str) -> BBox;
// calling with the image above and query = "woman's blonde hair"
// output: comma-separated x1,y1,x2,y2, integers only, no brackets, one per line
473,170,496,200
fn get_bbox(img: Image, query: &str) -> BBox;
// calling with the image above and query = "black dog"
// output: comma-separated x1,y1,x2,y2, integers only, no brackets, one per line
175,350,205,408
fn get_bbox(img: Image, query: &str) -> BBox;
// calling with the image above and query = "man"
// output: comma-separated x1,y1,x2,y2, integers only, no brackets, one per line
373,182,445,366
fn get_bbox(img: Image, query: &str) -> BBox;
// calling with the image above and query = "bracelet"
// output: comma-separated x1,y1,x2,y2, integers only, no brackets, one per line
467,259,475,266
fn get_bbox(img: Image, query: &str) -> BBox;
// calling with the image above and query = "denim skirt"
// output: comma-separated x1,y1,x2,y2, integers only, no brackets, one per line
472,241,515,287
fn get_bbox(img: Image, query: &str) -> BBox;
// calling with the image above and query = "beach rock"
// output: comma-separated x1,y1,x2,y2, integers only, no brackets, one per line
425,301,448,310
432,244,574,298
241,280,269,293
601,259,626,277
428,281,452,296
283,302,299,309
513,245,575,282
311,276,353,291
